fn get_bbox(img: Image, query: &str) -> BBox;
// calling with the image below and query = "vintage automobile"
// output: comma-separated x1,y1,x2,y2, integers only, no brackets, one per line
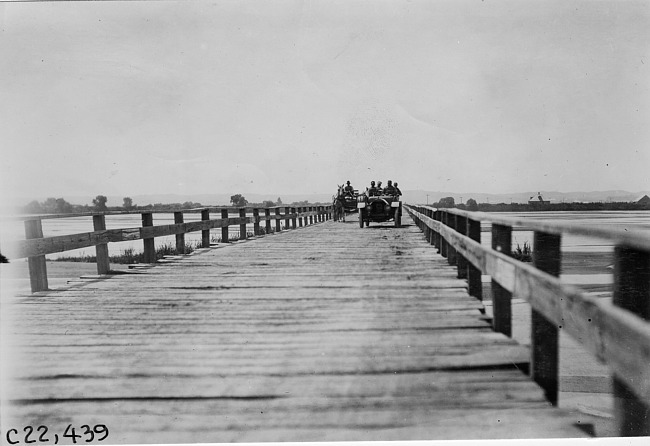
357,192,402,228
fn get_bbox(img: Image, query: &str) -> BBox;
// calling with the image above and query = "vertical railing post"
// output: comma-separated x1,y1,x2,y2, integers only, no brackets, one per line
275,207,281,232
142,212,156,263
239,208,247,241
291,207,297,229
423,208,431,243
427,208,434,245
201,209,210,248
419,207,425,238
265,208,272,234
531,231,561,406
440,211,448,258
442,211,449,258
612,246,650,436
491,224,512,337
447,213,457,266
467,216,482,302
456,214,468,279
253,208,260,236
298,207,304,227
25,218,48,292
309,206,314,225
93,214,111,274
221,209,229,243
284,207,291,229
174,211,185,254
434,210,441,251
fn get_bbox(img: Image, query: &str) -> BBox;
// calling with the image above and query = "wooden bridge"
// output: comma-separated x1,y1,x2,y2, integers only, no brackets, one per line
2,204,649,442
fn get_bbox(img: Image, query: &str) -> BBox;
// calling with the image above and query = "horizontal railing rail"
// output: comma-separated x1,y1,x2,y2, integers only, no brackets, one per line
7,205,327,221
7,206,332,294
405,204,650,437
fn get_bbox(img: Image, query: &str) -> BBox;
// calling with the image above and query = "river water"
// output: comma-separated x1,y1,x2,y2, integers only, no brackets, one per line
479,210,650,252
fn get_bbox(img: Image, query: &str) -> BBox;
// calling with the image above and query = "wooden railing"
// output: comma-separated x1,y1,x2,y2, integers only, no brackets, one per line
405,204,650,437
7,205,332,294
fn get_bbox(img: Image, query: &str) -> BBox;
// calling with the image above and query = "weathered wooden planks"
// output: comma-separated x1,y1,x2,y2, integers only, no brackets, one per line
3,214,588,442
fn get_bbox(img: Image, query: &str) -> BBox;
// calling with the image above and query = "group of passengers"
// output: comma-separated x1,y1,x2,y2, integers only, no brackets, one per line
367,180,401,197
341,180,402,197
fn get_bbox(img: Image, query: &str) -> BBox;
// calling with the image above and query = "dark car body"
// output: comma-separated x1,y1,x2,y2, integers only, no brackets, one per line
357,193,402,227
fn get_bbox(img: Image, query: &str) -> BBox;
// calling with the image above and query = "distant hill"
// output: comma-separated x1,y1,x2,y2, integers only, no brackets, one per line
401,189,650,205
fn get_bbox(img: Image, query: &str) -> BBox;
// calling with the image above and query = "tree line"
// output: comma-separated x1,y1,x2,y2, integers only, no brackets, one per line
21,194,325,215
429,196,650,212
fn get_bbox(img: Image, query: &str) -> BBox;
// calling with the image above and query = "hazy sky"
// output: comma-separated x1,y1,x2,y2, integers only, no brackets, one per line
1,0,649,205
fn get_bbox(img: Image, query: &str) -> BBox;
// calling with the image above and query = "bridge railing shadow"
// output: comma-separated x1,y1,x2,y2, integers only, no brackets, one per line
6,205,332,293
405,204,650,437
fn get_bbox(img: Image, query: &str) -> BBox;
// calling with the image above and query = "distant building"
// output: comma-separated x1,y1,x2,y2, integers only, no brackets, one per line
637,195,650,205
528,192,550,206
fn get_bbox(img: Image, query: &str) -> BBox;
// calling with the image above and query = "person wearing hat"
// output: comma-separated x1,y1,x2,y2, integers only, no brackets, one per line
383,180,396,195
394,182,402,196
368,181,378,197
376,181,383,194
344,180,354,194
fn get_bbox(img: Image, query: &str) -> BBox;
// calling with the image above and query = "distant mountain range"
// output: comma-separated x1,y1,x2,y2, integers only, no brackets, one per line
401,189,650,205
52,189,650,207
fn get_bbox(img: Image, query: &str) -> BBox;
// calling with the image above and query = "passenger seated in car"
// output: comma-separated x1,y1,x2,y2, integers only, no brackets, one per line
368,181,378,196
394,182,402,196
383,180,396,195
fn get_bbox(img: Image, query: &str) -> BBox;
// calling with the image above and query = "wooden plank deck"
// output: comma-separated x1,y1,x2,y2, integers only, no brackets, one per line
2,214,589,442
